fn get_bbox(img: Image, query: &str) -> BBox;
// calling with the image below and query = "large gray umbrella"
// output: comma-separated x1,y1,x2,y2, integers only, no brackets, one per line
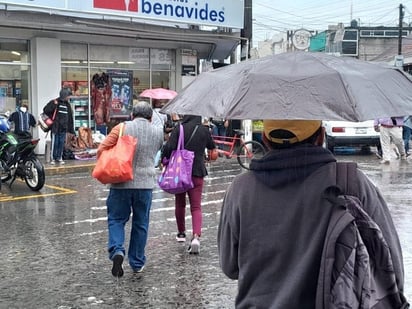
161,52,412,121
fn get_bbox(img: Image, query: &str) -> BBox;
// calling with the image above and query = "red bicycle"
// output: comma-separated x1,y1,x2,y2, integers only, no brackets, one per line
212,129,266,169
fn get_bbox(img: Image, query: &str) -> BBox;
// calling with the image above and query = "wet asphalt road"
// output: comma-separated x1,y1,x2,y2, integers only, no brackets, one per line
0,150,411,308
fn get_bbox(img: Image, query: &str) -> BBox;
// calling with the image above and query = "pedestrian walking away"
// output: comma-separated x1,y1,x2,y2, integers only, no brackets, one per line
217,119,406,309
151,99,168,167
97,101,164,277
374,116,407,164
43,87,75,165
162,115,216,254
403,115,412,156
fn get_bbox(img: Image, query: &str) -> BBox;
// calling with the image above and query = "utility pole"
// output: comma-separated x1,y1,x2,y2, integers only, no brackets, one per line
240,0,253,147
241,0,252,61
398,3,404,55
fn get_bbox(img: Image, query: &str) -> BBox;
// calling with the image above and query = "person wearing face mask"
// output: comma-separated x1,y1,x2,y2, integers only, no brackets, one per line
8,103,36,137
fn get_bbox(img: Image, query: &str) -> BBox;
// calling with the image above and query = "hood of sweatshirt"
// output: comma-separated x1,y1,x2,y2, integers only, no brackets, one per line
249,144,336,188
181,115,202,125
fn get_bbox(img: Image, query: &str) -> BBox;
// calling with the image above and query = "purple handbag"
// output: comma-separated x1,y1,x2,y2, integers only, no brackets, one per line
158,124,195,194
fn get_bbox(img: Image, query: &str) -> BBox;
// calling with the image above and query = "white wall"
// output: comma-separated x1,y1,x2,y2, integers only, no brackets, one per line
31,37,61,154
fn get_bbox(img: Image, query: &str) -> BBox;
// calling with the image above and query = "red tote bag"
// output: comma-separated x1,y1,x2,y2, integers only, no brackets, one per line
92,123,137,184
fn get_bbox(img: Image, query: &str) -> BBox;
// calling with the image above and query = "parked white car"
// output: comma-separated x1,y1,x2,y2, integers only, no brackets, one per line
322,120,381,153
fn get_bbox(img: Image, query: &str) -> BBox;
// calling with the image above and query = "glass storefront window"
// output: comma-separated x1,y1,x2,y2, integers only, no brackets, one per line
151,71,171,89
61,67,89,95
89,45,151,70
150,49,175,70
0,39,30,114
62,43,176,133
133,70,150,98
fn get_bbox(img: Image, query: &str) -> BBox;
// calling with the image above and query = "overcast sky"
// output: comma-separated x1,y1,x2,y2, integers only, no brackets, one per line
252,0,412,45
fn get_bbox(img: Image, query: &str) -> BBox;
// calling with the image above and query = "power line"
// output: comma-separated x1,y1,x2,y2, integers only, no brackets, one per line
253,0,411,31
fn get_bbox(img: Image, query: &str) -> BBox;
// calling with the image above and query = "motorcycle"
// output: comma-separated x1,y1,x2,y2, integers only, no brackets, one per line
0,115,45,191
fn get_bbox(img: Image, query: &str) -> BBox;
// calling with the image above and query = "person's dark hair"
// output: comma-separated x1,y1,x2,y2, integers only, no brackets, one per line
132,101,153,120
264,126,323,149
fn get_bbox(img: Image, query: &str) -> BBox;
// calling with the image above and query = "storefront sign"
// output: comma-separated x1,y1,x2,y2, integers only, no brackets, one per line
182,65,196,76
394,55,404,67
0,0,244,28
182,55,197,66
151,49,173,65
129,48,149,64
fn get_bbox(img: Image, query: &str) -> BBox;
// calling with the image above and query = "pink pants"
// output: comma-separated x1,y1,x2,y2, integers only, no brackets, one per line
175,176,204,237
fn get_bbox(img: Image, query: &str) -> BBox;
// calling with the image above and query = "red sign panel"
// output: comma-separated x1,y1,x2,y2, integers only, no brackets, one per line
93,0,138,12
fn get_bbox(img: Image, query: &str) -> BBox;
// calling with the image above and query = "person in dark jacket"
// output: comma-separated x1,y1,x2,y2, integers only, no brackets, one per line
162,115,216,254
43,87,75,165
8,103,36,137
217,119,405,309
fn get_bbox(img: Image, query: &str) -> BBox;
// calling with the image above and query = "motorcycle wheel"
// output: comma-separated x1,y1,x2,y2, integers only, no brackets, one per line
0,159,11,183
24,158,45,191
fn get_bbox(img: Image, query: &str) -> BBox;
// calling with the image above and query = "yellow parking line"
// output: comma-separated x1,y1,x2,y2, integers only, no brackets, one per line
0,184,77,202
45,184,77,193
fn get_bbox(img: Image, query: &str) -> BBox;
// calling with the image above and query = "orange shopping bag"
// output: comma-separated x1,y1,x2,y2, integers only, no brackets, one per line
92,123,137,184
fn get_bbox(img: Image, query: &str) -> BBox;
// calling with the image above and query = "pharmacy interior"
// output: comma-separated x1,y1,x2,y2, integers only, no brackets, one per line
0,38,29,117
61,43,176,135
0,38,176,137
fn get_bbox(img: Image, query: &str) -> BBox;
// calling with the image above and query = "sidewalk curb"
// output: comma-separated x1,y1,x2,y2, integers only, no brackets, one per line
43,161,96,176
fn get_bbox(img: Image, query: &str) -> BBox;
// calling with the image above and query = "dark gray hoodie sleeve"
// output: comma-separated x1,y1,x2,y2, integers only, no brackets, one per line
218,182,240,280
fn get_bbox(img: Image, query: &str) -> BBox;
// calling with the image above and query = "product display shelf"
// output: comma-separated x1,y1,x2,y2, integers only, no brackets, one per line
69,96,94,132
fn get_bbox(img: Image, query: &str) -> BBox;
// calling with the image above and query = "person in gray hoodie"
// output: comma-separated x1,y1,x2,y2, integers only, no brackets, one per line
217,119,405,309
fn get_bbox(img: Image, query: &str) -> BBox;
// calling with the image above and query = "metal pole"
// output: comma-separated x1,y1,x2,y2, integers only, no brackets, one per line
241,0,252,61
241,0,253,143
398,3,404,55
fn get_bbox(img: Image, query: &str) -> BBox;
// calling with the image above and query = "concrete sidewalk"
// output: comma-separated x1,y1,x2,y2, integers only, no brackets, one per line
40,155,96,176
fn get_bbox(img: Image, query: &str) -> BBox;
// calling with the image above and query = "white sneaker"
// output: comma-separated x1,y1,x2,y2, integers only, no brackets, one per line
133,265,145,273
380,159,390,164
187,237,200,254
176,232,186,242
58,159,65,165
50,160,56,165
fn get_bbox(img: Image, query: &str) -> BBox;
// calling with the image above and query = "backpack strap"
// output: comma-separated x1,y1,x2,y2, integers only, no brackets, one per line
185,125,199,148
336,162,358,196
52,100,58,120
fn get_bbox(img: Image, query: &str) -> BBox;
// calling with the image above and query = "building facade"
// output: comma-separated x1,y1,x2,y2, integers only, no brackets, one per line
0,0,243,153
254,23,412,69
